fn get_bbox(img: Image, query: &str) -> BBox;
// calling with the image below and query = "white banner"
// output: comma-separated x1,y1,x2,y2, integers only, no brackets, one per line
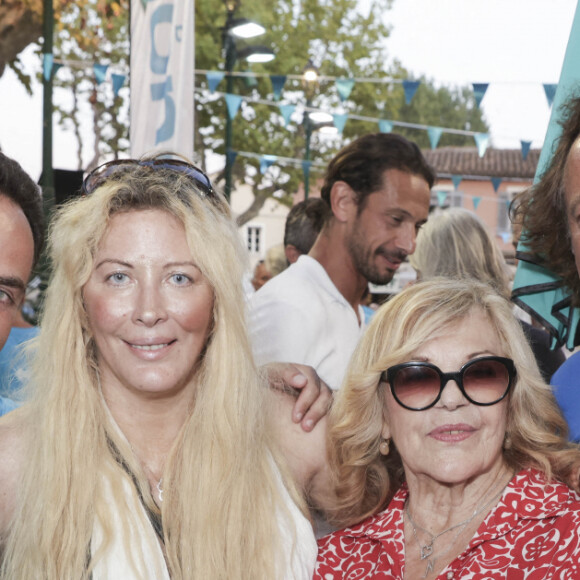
130,0,194,160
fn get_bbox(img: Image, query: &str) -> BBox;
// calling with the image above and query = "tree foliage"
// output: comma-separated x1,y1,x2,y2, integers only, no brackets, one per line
50,0,130,169
5,0,487,214
194,0,487,224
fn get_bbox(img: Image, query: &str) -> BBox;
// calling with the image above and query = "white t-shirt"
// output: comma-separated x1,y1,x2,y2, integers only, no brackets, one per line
249,255,366,390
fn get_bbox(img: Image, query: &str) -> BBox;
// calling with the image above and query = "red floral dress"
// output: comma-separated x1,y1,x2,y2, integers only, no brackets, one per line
314,469,580,579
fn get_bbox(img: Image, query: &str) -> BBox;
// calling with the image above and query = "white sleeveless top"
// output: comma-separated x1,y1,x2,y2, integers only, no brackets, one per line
90,463,317,579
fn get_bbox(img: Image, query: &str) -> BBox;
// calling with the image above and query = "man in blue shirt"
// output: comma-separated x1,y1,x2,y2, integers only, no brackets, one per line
0,153,44,416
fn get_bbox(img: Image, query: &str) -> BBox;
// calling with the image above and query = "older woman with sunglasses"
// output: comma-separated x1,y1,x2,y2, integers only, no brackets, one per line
314,278,580,579
0,156,325,579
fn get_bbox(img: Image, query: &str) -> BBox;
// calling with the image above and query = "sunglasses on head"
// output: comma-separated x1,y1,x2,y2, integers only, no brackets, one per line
81,158,217,200
381,356,516,411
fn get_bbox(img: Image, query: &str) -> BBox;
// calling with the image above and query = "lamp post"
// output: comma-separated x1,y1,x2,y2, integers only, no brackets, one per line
222,0,273,201
40,0,55,215
302,60,319,200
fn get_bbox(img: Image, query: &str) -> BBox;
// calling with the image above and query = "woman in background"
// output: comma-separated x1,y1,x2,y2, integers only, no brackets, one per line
409,207,565,382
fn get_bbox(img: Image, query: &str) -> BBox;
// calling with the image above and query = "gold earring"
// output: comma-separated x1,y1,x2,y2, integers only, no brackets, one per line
379,438,390,456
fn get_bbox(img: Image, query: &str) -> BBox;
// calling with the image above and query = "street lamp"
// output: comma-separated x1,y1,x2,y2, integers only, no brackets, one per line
222,1,274,200
302,60,319,199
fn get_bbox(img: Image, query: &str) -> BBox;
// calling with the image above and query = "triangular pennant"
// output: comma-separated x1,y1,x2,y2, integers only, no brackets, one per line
451,175,463,190
226,150,238,166
260,155,277,174
52,63,63,77
279,104,295,127
472,83,489,108
402,80,420,104
111,73,126,96
472,196,481,210
335,78,355,102
543,83,557,107
43,53,53,81
378,120,393,133
436,191,447,207
333,113,348,133
474,133,489,157
302,160,312,178
206,71,225,93
94,63,109,85
520,140,532,161
427,127,443,150
225,94,243,119
270,75,287,101
243,71,258,88
491,177,502,192
500,232,512,244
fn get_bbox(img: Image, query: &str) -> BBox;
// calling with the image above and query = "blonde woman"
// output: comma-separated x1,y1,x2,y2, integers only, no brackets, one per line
0,157,319,579
409,207,565,382
315,278,580,578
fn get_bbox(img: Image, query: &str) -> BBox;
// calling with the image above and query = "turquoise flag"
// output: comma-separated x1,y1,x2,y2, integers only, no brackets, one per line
94,64,109,85
473,133,489,157
427,127,443,149
225,94,243,119
491,177,502,193
270,75,287,100
279,104,295,127
402,80,420,104
112,73,126,96
260,155,277,174
436,191,447,207
543,83,557,107
513,0,580,349
378,120,393,133
206,71,225,93
520,140,532,161
336,78,355,102
43,54,53,81
333,113,348,133
472,196,481,210
472,83,489,108
451,175,463,190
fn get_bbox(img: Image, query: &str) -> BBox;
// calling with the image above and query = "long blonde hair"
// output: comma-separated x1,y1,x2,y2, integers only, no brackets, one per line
1,164,303,579
328,278,580,528
409,208,512,298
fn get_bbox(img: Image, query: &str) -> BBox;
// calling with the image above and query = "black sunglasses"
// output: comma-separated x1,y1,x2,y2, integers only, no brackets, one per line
81,158,217,200
381,356,516,411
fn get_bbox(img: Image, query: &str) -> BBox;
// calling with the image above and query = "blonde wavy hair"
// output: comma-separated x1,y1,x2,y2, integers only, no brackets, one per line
327,278,580,528
409,208,512,298
1,162,303,579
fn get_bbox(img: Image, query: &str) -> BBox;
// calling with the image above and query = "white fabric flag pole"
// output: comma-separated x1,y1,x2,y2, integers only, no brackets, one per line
130,0,194,160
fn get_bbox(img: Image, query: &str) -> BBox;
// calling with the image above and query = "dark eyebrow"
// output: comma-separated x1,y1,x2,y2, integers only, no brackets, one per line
0,276,27,293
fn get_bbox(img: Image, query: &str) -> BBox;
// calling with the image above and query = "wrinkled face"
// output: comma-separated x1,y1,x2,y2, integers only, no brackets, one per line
381,310,510,487
346,169,431,285
83,209,214,401
564,137,580,276
0,195,34,351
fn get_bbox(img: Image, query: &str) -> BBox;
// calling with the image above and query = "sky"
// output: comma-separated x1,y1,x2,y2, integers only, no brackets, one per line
0,0,578,181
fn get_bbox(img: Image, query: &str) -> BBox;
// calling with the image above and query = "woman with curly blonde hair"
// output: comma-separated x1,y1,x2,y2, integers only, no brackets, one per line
315,278,580,579
0,157,317,579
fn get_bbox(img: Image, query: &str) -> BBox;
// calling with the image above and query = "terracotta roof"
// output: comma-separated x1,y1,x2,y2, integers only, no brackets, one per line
422,147,540,179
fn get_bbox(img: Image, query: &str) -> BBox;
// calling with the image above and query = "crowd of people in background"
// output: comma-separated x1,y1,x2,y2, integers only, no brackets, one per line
2,94,580,578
